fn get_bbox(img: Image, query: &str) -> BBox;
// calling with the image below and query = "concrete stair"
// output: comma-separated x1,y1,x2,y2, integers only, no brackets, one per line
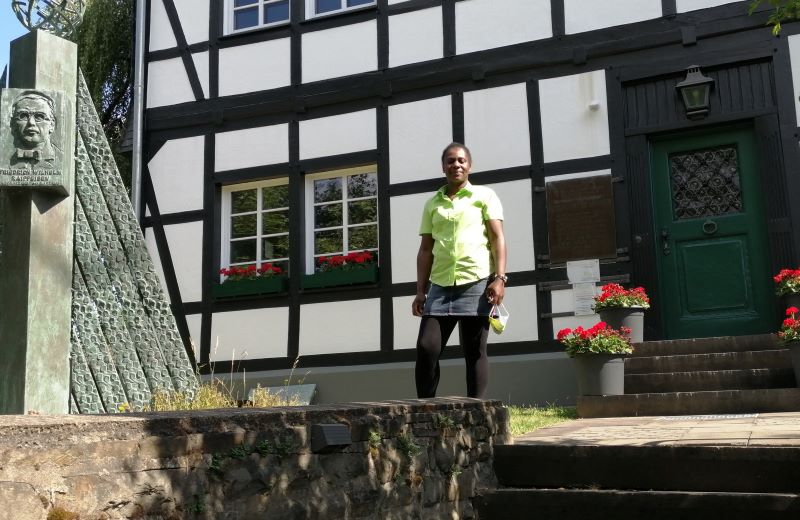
577,334,800,418
475,436,800,518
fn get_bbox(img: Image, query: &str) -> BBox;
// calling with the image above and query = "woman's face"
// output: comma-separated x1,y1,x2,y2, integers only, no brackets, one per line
442,147,471,186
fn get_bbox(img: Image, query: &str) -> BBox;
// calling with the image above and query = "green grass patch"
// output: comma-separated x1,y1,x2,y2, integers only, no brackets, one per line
508,405,577,436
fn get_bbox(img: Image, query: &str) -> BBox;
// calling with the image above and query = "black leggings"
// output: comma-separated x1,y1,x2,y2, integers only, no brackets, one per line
415,316,489,399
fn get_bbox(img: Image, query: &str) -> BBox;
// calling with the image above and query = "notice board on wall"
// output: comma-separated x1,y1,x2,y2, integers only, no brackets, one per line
546,175,617,264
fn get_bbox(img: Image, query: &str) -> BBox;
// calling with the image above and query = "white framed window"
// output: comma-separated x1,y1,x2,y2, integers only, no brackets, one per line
221,179,290,279
304,165,379,273
305,0,375,19
225,0,290,34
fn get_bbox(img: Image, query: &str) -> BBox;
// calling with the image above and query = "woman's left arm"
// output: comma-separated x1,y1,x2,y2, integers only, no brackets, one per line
486,219,507,305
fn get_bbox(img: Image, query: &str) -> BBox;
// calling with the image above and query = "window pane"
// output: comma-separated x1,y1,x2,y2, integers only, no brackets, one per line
234,7,259,29
349,225,377,250
234,0,257,6
348,173,377,198
315,229,342,254
347,0,373,6
316,0,340,14
264,0,290,23
230,239,257,263
263,210,289,234
231,214,257,238
231,189,257,213
263,235,289,259
348,199,376,225
315,203,342,229
314,178,341,203
262,185,289,209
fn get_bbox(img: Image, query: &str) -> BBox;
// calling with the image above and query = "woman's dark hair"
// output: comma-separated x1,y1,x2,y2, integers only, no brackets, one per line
440,142,472,163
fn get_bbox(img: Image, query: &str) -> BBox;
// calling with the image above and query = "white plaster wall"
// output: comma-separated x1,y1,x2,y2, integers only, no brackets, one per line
149,0,176,52
210,308,290,362
219,38,291,96
456,0,551,55
464,83,531,172
677,0,737,12
388,96,452,184
174,0,209,45
300,299,381,355
215,124,289,172
491,180,536,273
185,313,203,359
193,51,209,99
551,287,601,337
163,221,203,303
393,296,459,350
147,58,195,108
148,136,205,214
564,0,661,35
299,109,376,160
539,70,609,163
487,285,538,344
144,228,170,304
788,34,800,126
302,21,378,83
390,192,430,284
389,7,443,68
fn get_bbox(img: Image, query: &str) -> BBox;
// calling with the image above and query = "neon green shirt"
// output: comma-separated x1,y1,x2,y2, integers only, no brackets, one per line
419,183,504,287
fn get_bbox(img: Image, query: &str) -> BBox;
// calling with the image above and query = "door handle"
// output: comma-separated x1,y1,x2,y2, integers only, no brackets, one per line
661,228,671,256
702,219,718,235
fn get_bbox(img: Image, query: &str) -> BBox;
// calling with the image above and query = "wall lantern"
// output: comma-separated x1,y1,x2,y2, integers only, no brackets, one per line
676,65,715,120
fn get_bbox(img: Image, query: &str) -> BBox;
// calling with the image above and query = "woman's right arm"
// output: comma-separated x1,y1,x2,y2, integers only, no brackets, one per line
412,234,435,316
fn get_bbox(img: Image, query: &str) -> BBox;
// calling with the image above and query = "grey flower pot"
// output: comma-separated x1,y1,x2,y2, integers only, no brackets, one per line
573,354,626,396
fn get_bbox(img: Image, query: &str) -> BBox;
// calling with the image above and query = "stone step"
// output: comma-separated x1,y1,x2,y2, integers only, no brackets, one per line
625,349,791,375
625,368,796,393
630,334,780,358
474,489,800,520
492,443,800,493
577,388,800,418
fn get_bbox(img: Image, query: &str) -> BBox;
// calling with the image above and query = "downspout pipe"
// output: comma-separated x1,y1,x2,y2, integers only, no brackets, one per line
130,0,147,220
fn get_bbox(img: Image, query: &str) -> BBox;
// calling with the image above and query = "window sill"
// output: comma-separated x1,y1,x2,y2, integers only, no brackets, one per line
300,3,377,24
301,265,379,289
212,276,289,298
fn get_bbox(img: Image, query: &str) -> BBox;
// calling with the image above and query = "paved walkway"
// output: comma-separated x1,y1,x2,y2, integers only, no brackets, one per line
515,412,800,447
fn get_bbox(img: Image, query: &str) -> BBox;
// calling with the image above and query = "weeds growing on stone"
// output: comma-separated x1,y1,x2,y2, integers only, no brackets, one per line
397,433,422,458
434,414,456,432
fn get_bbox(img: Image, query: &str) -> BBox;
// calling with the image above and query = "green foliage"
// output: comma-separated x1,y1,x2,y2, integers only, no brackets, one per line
71,0,135,189
749,0,800,35
368,430,382,449
507,405,578,436
397,433,422,459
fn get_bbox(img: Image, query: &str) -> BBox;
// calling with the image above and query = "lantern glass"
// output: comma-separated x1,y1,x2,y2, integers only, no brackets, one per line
681,85,709,110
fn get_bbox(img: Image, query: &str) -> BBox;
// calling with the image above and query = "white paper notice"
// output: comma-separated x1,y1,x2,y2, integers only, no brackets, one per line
566,259,601,284
572,282,597,316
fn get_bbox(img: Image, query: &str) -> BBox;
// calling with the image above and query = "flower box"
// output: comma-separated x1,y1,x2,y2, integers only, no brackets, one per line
301,265,379,289
212,276,288,298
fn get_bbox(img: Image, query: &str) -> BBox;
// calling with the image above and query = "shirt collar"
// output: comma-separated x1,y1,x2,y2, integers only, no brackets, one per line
437,182,474,199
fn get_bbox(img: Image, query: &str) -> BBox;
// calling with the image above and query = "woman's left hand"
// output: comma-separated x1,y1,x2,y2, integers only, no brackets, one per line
486,278,505,305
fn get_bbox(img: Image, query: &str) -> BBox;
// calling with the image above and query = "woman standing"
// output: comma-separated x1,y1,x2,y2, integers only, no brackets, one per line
412,143,507,399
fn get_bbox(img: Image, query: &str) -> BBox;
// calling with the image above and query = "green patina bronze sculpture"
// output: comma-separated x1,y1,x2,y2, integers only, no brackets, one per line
11,0,86,38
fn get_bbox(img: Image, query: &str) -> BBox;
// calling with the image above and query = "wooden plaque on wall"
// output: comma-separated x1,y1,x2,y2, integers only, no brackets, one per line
546,175,617,264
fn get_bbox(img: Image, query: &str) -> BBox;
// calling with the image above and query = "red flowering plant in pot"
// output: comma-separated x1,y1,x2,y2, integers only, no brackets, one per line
774,268,800,309
219,263,283,282
591,283,650,343
557,322,633,396
214,263,287,298
303,250,378,289
778,307,800,387
315,250,377,272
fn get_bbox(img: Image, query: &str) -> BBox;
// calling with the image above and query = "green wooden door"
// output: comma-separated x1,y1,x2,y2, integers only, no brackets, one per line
651,127,774,339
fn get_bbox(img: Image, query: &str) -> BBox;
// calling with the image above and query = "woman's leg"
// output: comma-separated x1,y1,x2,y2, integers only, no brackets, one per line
459,317,490,398
415,316,458,398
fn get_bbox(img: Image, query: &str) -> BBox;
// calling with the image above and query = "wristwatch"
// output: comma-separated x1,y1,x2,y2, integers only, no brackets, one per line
493,274,508,284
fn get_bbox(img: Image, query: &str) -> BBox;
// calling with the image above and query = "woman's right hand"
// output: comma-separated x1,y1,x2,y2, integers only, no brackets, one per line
412,292,426,317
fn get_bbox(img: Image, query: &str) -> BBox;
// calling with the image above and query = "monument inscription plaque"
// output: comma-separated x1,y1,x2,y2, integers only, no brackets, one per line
546,175,617,263
0,88,69,194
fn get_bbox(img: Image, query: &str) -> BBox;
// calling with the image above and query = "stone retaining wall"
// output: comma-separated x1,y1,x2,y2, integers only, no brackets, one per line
0,398,509,519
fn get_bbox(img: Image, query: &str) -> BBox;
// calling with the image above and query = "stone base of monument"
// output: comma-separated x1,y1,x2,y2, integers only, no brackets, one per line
0,398,509,519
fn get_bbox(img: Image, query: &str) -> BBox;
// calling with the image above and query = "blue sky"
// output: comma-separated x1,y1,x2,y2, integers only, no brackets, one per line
1,7,30,79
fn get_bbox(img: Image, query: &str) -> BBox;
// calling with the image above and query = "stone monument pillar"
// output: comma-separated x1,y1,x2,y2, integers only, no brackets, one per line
0,30,77,413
